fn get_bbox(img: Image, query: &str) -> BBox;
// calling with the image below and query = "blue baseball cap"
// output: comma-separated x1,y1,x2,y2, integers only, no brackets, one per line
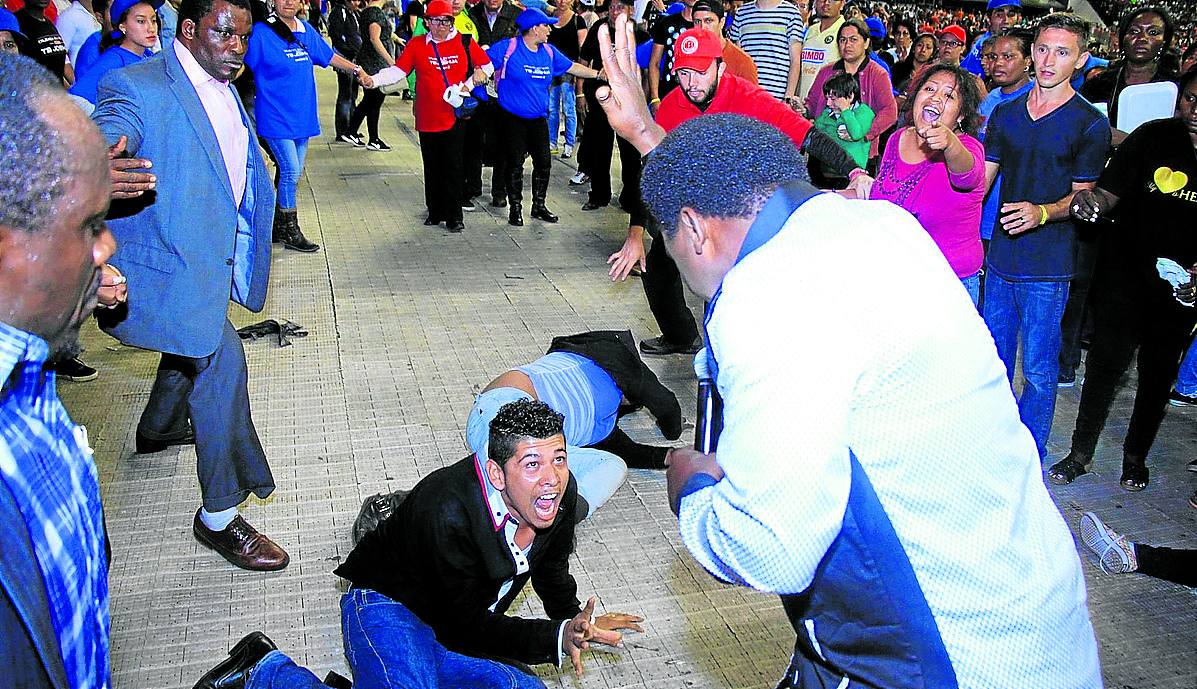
665,1,685,15
0,8,25,39
110,0,165,24
865,16,886,40
987,0,1021,10
516,7,556,32
465,387,535,460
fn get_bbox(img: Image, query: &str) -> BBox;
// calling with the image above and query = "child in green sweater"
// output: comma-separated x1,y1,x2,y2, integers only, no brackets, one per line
812,73,875,171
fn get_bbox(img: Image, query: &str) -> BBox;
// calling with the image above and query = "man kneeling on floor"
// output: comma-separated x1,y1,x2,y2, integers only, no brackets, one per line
195,399,644,689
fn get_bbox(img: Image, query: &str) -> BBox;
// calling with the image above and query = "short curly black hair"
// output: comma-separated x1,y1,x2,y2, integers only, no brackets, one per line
901,62,984,137
642,114,806,238
0,54,73,235
488,399,565,465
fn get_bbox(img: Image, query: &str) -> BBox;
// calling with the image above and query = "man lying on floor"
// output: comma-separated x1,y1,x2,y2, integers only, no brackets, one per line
468,330,684,520
194,399,644,689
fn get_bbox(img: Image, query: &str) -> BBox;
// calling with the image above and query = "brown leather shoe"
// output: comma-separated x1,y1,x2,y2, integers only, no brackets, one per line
193,510,290,572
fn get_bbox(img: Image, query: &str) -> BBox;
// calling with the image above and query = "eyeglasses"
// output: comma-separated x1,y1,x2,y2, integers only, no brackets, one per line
427,16,453,25
940,39,962,48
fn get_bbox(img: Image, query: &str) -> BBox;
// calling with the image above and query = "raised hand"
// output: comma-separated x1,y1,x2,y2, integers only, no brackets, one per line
595,12,666,155
916,120,959,153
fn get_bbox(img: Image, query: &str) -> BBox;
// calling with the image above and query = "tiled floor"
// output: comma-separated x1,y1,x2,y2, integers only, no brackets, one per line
60,69,1195,689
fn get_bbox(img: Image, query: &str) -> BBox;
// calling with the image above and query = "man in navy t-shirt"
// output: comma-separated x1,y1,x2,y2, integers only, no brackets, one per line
982,12,1110,462
488,7,602,226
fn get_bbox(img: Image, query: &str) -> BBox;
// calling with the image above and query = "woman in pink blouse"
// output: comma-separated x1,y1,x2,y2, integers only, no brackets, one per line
866,62,987,305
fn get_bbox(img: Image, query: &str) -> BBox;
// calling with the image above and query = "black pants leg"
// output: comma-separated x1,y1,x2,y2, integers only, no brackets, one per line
1123,303,1197,456
419,123,466,222
527,116,552,208
462,115,484,199
335,70,359,138
502,110,531,207
1059,232,1098,378
349,88,385,141
1136,545,1197,587
1069,291,1141,459
642,220,700,346
137,320,274,511
590,426,668,469
582,85,615,206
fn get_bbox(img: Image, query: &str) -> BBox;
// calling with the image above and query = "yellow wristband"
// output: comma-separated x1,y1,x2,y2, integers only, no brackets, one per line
650,98,661,105
1038,204,1049,226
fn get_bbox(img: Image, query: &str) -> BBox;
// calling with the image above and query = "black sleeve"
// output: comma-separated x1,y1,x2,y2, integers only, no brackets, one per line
1097,119,1148,200
579,19,601,64
802,127,860,176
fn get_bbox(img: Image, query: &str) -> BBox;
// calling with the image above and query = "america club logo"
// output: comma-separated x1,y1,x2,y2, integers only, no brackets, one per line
678,34,701,55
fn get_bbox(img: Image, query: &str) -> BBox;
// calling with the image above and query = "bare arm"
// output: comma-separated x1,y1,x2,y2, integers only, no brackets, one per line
785,40,803,102
594,13,667,155
1001,181,1096,235
648,42,664,106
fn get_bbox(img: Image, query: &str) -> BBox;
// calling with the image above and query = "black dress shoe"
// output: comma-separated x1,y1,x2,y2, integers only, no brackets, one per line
136,427,196,454
490,197,508,208
639,335,703,356
446,220,465,233
423,216,442,226
193,632,277,689
530,205,559,223
509,205,523,227
581,201,607,211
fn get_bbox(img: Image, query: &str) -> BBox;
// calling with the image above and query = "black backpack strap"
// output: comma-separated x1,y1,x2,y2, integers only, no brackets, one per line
460,32,474,72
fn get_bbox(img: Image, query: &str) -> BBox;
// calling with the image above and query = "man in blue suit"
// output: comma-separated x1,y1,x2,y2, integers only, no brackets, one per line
92,0,290,571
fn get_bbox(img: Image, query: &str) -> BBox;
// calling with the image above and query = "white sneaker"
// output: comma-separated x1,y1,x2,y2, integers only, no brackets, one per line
569,171,589,185
561,145,573,159
549,146,560,156
1079,512,1137,574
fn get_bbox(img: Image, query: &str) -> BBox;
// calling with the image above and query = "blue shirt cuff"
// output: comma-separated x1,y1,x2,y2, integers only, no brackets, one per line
671,472,720,517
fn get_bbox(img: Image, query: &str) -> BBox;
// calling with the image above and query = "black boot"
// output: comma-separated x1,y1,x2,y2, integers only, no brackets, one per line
509,203,523,227
275,209,320,253
530,169,558,223
193,632,276,689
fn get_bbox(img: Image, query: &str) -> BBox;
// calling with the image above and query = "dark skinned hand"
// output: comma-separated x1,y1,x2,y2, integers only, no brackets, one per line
108,135,155,199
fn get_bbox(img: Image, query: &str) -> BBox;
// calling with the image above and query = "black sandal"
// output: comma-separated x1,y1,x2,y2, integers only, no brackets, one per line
1047,453,1089,485
1120,455,1149,492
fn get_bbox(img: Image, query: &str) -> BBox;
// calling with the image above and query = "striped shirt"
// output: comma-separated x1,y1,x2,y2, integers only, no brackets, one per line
0,321,109,689
728,1,804,100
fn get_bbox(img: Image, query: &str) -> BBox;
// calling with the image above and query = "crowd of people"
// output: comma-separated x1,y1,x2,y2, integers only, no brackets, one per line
1,0,1196,687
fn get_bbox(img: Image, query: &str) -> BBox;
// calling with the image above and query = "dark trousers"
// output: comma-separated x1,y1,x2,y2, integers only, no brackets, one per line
419,123,466,223
1059,231,1098,378
1138,544,1197,587
137,319,275,512
1069,275,1197,459
348,87,385,141
335,71,360,138
643,220,699,345
590,426,667,469
499,109,550,208
580,83,643,213
462,112,484,200
472,99,507,201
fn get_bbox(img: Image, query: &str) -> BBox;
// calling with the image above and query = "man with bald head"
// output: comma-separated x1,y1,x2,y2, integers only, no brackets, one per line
0,52,124,689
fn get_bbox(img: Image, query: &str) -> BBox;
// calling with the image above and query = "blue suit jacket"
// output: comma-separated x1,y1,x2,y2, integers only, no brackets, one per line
92,46,276,359
0,480,68,689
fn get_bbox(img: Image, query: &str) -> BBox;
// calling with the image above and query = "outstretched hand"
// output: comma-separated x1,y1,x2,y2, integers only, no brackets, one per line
595,13,666,155
108,136,155,199
591,612,645,647
916,121,960,153
562,597,645,677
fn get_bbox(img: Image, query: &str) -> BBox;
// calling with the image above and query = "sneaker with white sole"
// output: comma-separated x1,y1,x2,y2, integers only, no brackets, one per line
569,171,589,185
549,146,560,156
561,145,573,159
49,356,98,382
367,138,391,151
1079,512,1137,574
462,201,477,212
1168,389,1197,406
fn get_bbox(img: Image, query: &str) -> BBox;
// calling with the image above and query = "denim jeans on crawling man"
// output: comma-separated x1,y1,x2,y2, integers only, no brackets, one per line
982,272,1070,461
244,588,547,689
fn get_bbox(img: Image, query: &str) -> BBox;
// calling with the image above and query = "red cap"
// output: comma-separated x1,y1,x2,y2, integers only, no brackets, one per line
671,28,723,74
938,24,967,45
426,0,453,17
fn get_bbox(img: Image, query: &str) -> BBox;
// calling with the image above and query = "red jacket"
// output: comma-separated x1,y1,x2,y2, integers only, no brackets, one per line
655,73,812,150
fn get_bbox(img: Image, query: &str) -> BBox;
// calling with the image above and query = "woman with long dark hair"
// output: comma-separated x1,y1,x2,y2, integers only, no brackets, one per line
867,63,987,304
892,30,935,97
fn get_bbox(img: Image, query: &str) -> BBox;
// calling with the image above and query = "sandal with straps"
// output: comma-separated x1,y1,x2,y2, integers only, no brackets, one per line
1047,451,1090,485
1119,453,1149,492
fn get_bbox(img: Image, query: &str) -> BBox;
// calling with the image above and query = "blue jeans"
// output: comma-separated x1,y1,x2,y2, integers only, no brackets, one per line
245,589,547,689
982,273,1069,460
264,137,310,210
547,79,576,148
1175,336,1197,396
960,270,981,308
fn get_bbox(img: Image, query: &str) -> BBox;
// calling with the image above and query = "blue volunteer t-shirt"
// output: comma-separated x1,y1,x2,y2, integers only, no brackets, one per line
246,19,334,139
984,92,1110,280
977,80,1033,241
488,37,573,120
70,45,151,105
